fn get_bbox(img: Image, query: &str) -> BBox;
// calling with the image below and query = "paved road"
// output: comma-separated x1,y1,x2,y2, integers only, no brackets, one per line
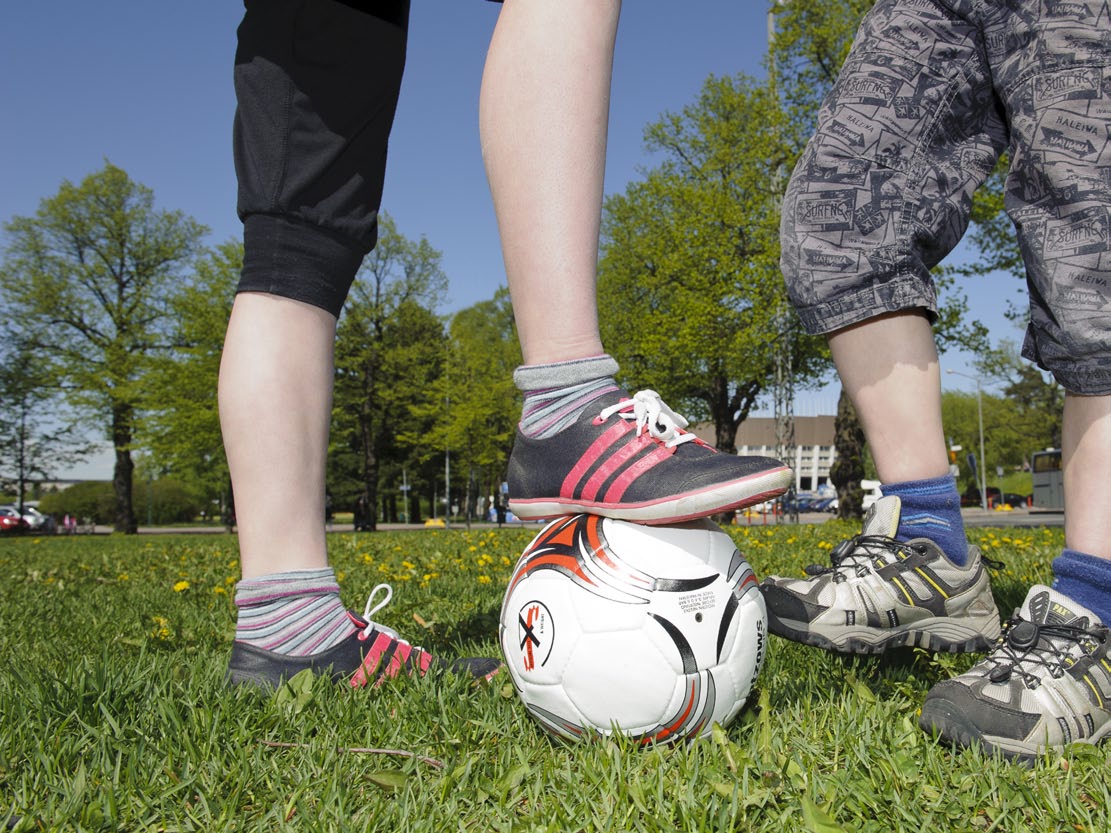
64,506,1063,536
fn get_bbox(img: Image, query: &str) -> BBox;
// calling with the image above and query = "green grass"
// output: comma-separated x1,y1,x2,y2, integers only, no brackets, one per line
0,522,1106,832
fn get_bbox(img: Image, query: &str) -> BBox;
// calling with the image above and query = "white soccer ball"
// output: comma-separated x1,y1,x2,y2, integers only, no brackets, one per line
499,514,766,743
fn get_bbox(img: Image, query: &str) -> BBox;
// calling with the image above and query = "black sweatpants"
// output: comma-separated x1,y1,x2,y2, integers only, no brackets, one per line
232,0,410,317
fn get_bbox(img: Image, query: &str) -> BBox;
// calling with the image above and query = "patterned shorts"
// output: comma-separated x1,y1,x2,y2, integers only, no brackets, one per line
780,0,1111,394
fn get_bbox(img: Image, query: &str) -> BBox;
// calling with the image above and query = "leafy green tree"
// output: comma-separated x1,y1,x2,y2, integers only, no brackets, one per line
599,73,828,452
0,334,93,509
38,480,115,526
429,289,521,525
331,215,448,530
975,339,1063,452
1,163,207,532
144,241,240,519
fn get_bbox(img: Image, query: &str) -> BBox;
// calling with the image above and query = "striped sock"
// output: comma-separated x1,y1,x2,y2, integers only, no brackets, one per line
234,568,357,656
881,476,969,566
514,355,620,439
1052,549,1111,625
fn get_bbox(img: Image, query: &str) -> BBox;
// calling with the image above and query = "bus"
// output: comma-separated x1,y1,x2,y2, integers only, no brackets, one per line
1030,448,1063,511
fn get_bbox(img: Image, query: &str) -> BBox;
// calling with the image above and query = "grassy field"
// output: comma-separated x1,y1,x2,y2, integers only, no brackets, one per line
0,521,1106,832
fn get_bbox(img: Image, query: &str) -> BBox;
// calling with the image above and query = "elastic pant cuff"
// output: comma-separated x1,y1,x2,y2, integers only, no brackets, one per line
238,214,368,318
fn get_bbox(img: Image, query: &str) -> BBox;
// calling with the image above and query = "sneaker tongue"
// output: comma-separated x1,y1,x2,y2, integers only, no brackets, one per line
861,495,901,538
1020,585,1096,629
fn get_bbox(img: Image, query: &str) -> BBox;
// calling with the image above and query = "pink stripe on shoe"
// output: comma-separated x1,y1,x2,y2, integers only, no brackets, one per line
580,432,649,502
601,445,674,503
560,420,632,498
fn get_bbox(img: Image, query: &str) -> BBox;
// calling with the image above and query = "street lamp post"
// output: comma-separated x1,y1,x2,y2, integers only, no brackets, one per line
946,369,987,511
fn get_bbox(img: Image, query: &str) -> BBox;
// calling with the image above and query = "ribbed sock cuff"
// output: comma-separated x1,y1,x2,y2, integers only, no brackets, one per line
235,567,340,608
513,355,619,392
1052,549,1111,625
881,475,969,566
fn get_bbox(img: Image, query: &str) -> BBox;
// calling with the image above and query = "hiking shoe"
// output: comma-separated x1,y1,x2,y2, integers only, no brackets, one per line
760,496,1001,654
920,585,1111,761
227,584,502,690
507,389,792,524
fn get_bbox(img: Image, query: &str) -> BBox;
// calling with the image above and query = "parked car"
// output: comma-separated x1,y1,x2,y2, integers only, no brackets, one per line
0,507,29,533
961,486,1002,507
0,504,55,533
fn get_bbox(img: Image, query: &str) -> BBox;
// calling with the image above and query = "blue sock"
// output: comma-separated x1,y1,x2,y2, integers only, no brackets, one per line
881,476,969,566
1052,549,1111,625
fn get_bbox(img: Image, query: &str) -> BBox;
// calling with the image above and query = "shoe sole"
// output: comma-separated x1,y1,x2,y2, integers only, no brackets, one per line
766,611,1002,655
919,697,1111,762
508,466,792,525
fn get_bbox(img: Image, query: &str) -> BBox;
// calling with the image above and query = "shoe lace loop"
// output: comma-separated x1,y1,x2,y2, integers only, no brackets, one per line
805,534,922,576
599,390,697,449
361,583,403,641
989,616,1108,684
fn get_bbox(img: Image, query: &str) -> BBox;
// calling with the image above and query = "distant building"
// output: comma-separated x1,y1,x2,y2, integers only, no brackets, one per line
691,415,837,493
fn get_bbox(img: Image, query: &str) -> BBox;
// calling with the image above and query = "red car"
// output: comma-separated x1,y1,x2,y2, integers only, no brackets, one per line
0,507,29,533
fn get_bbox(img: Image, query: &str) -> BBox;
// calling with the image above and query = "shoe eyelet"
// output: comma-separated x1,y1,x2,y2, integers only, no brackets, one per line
592,416,605,426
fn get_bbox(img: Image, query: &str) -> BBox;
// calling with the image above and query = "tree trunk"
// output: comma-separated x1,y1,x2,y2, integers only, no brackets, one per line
112,402,137,533
830,388,865,521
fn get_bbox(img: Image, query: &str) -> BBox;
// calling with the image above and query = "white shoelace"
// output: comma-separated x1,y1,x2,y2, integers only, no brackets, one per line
599,390,698,449
361,583,404,641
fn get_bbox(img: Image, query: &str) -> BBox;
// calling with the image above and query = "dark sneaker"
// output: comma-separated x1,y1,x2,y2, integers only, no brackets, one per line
760,496,1001,654
507,389,792,524
227,585,501,690
920,585,1111,761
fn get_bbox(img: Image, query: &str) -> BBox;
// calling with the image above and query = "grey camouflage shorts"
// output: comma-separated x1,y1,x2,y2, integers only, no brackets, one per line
780,0,1111,394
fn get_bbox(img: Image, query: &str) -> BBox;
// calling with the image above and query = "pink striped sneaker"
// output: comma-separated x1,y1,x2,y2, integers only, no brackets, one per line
507,389,792,524
227,585,502,690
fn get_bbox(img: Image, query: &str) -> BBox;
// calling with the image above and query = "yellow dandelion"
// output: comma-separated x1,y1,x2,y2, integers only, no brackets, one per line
118,573,130,582
212,586,227,595
151,616,172,640
478,575,492,585
173,580,190,593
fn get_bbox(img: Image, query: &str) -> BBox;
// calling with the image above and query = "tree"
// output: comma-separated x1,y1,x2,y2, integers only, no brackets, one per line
975,338,1063,452
599,73,828,452
1,163,207,532
331,215,448,530
0,334,93,507
431,289,521,525
145,240,241,519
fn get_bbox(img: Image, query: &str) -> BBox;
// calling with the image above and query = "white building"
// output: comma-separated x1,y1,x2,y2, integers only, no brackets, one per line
692,415,837,494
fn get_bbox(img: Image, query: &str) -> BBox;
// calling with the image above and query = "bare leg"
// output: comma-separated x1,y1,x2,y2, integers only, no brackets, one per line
219,292,335,579
479,0,621,365
1062,392,1111,559
828,310,951,483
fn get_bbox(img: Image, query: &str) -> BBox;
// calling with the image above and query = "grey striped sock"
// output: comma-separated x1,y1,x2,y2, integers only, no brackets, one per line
514,355,620,439
234,567,357,656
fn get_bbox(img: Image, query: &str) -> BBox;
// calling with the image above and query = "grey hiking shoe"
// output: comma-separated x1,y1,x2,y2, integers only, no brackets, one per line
920,585,1111,761
760,496,1001,654
507,389,792,525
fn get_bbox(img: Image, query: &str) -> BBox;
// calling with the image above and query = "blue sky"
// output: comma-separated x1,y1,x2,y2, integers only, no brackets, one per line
2,2,1023,478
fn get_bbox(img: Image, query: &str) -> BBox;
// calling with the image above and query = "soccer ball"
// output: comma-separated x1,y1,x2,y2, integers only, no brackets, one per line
499,513,766,743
